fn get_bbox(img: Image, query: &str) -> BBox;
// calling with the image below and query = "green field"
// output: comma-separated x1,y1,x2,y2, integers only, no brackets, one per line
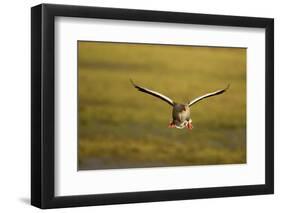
78,41,246,170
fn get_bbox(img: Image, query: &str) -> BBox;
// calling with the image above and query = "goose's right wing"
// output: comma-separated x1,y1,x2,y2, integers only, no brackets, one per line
188,84,230,107
130,80,174,106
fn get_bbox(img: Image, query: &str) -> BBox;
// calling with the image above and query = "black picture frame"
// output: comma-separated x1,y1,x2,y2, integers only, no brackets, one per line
31,3,274,209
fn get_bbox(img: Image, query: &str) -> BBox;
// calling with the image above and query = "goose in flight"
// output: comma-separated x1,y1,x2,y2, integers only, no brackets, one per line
130,80,229,130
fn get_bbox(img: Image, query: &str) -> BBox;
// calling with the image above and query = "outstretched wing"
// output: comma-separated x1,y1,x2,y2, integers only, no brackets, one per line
130,79,174,106
188,84,230,107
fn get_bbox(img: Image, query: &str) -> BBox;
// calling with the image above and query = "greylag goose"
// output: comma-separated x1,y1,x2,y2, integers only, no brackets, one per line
130,80,229,130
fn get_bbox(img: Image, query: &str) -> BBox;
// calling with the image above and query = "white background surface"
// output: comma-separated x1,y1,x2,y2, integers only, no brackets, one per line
55,17,265,196
0,0,279,212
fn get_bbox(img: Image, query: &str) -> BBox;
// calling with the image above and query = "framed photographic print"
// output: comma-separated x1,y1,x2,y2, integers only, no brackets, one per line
31,3,274,209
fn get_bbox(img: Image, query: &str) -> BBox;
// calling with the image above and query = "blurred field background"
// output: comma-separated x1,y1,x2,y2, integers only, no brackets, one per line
78,41,246,170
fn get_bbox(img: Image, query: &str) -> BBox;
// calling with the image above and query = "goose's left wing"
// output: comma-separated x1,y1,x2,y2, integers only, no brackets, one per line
188,84,230,107
130,79,174,106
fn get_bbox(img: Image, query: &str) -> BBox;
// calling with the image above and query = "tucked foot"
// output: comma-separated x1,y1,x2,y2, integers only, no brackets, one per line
186,120,193,130
168,121,175,128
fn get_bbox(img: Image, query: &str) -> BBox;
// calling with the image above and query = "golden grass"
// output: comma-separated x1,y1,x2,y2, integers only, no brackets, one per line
78,41,246,170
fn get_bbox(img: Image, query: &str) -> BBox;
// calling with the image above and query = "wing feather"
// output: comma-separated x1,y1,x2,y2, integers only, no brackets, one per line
130,80,174,106
188,84,230,107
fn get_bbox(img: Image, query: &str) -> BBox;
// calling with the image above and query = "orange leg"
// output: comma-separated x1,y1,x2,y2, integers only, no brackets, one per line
168,121,175,128
186,120,193,130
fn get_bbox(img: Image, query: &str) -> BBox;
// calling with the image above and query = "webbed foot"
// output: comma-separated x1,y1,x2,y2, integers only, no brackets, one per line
186,120,193,130
168,121,175,128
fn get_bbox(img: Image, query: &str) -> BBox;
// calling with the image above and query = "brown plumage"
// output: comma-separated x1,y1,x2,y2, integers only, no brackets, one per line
130,79,229,129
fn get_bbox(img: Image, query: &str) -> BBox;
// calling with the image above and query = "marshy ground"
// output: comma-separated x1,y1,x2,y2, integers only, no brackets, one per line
78,41,246,170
